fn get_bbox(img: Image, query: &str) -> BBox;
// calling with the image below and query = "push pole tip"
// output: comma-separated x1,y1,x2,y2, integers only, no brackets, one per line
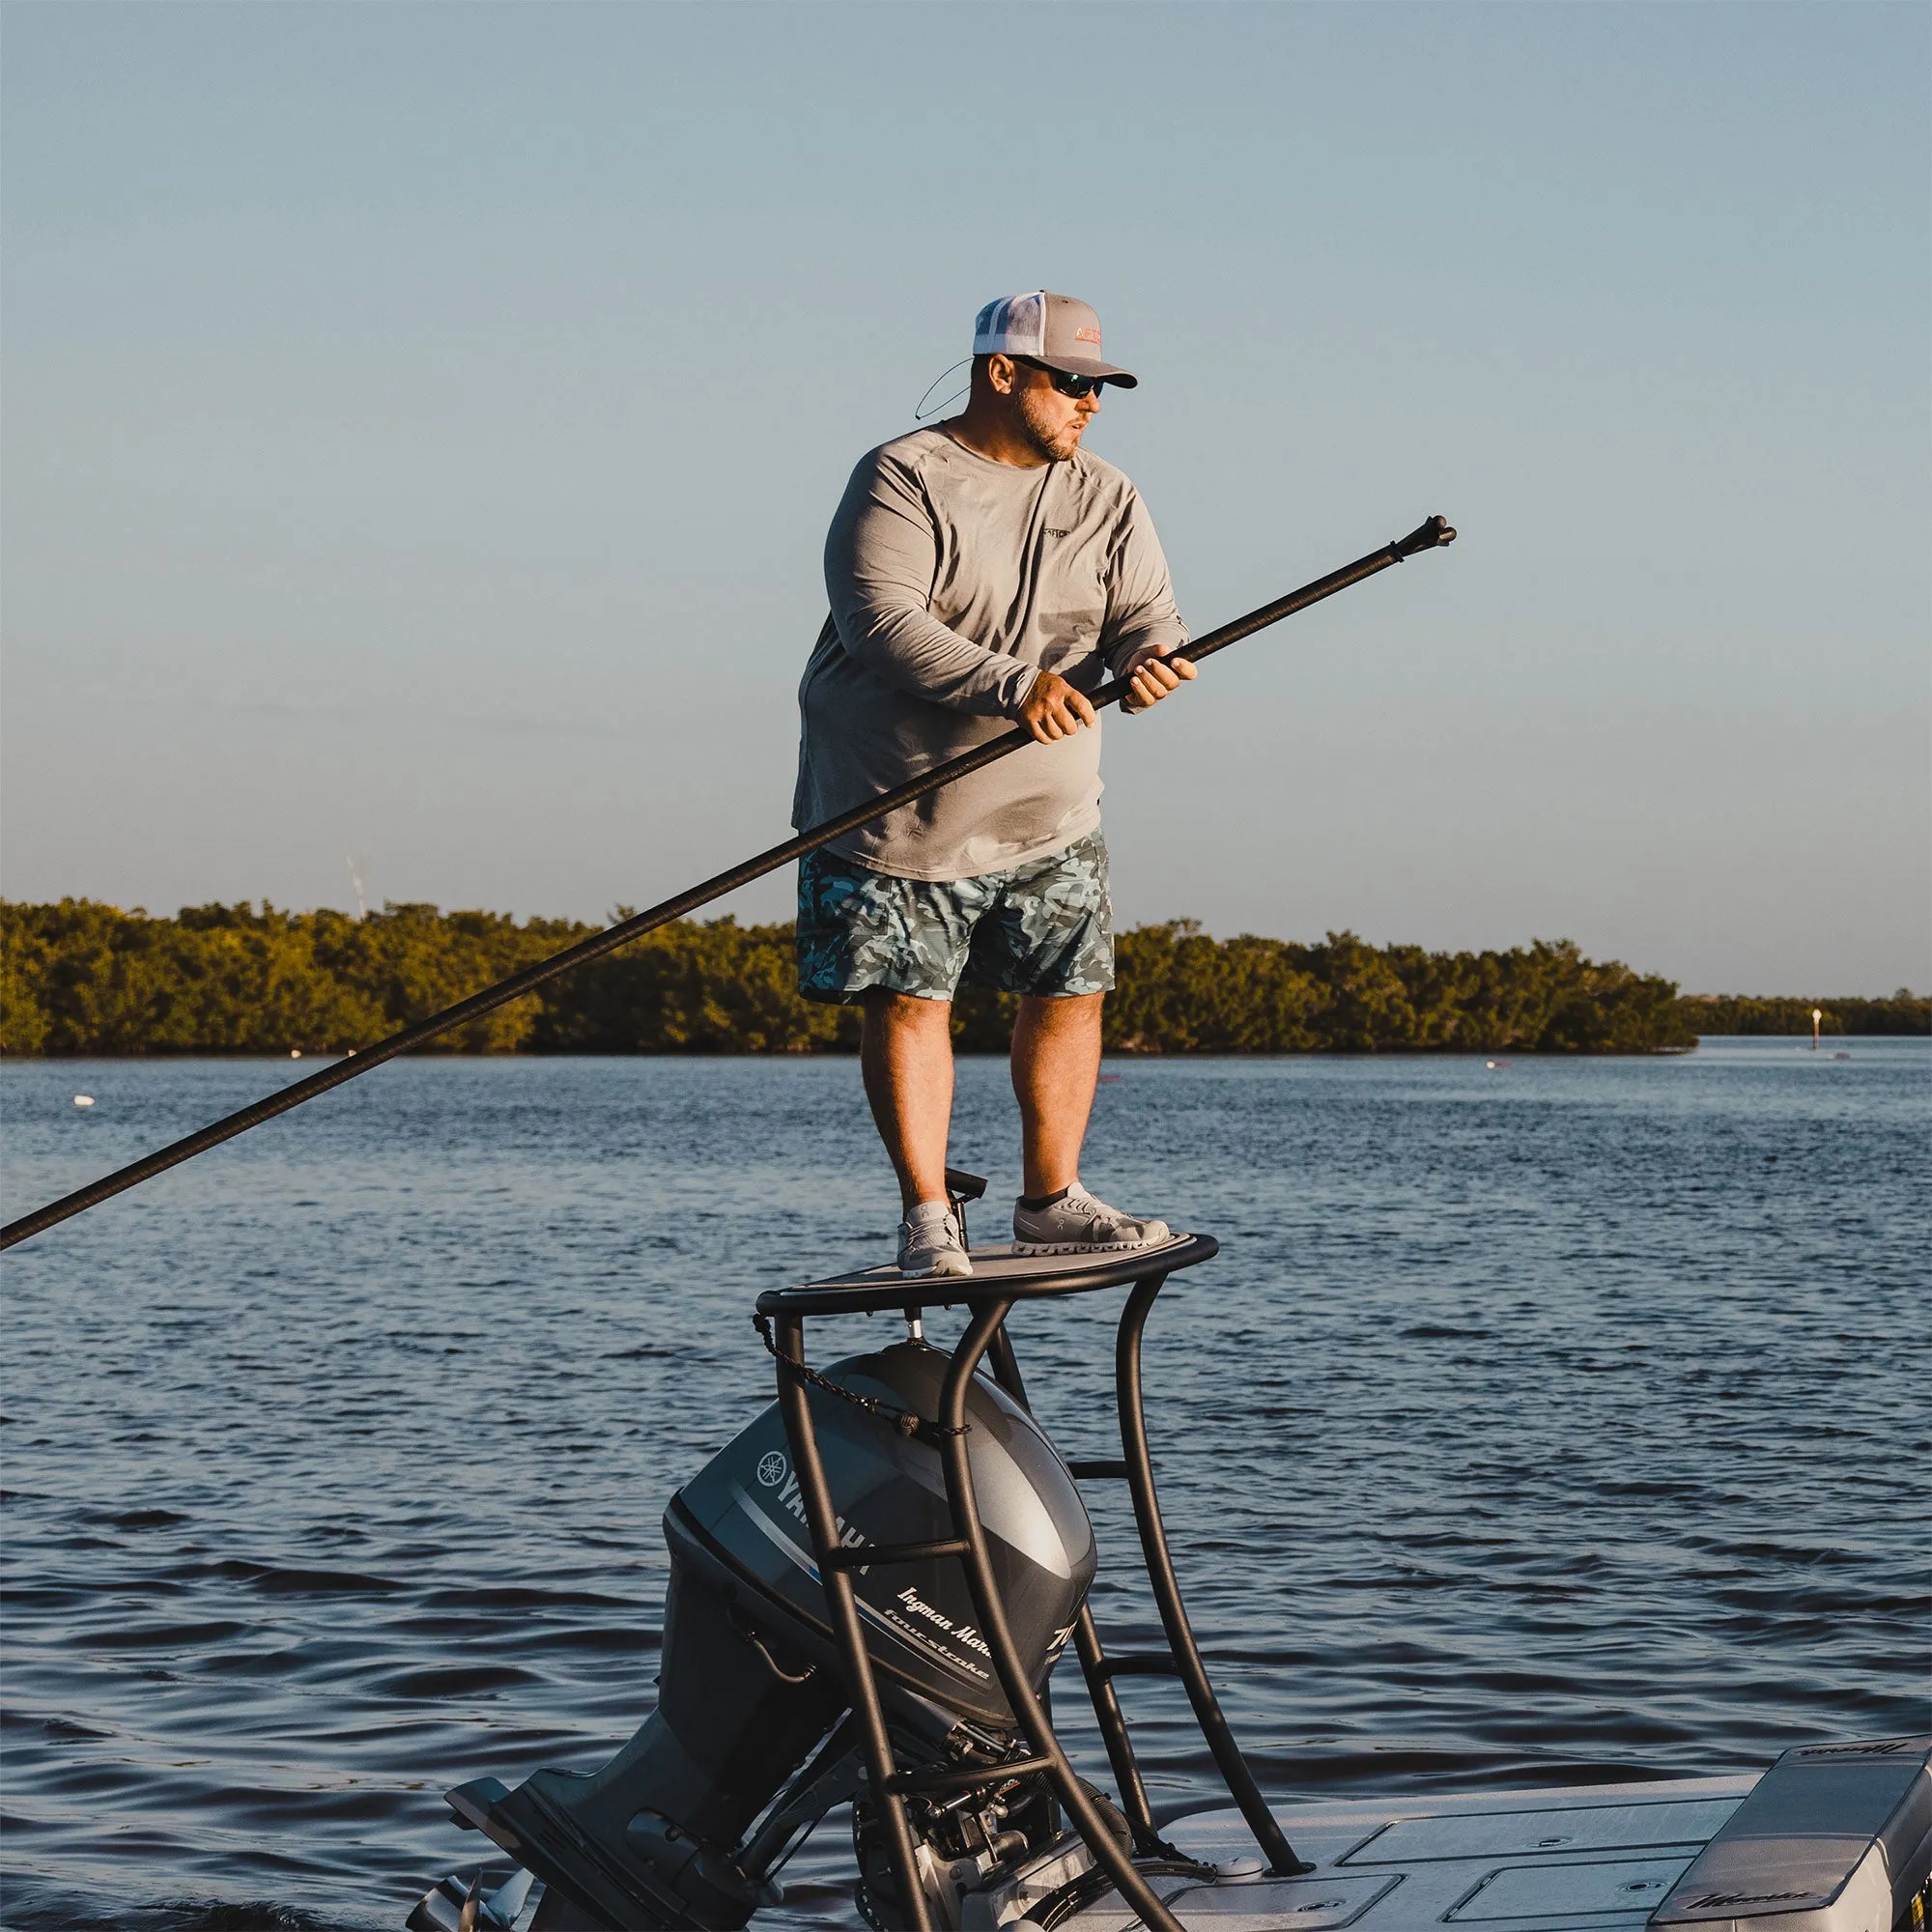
1392,514,1457,557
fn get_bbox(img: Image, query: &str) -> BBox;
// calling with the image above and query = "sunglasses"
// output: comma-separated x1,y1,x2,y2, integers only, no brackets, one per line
1016,357,1105,399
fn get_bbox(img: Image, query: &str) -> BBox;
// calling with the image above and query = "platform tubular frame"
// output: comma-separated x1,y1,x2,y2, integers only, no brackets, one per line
758,1208,1308,1932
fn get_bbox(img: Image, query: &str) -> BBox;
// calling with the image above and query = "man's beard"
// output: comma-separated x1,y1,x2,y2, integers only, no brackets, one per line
1017,389,1083,461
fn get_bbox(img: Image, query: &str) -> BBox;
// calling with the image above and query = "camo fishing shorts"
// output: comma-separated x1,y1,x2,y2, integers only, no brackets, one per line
796,832,1114,1005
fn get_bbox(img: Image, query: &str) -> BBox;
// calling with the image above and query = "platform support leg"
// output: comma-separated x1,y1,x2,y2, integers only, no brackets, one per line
940,1299,1186,1932
773,1314,934,1932
986,1321,1162,1855
1116,1276,1312,1877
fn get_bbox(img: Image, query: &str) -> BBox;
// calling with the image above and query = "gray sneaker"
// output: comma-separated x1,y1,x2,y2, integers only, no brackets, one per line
898,1201,972,1279
1012,1183,1170,1255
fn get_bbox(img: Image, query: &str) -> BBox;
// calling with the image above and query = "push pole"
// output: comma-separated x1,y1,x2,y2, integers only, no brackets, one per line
1,516,1455,1252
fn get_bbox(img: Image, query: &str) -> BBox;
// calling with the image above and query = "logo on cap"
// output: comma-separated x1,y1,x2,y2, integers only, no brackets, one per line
1074,326,1101,346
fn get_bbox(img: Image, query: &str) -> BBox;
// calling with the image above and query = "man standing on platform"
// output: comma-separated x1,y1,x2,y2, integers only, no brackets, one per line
793,291,1195,1279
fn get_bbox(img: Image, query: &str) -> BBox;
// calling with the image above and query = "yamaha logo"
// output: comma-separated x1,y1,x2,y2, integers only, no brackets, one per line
755,1450,787,1488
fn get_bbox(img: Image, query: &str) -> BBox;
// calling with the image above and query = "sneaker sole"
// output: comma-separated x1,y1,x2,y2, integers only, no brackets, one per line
1010,1232,1170,1257
899,1259,974,1279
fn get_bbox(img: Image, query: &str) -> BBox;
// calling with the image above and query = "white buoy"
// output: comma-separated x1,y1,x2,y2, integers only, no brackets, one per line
73,1094,95,1107
290,1049,302,1059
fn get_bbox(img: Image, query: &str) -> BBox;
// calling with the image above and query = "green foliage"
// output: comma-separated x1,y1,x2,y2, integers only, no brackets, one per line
526,915,857,1055
9,897,1878,1060
1094,923,1696,1054
0,899,582,1056
1675,991,1928,1037
0,898,858,1058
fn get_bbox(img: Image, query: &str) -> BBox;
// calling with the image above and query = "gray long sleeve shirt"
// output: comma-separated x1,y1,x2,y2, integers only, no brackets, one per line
792,427,1188,880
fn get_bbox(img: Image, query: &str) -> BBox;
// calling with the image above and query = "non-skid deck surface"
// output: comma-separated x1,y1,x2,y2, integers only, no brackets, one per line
1052,1778,1757,1932
756,1232,1217,1316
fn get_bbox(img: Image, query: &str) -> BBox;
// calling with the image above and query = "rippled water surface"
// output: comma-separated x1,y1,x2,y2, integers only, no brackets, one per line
3,1043,1926,1930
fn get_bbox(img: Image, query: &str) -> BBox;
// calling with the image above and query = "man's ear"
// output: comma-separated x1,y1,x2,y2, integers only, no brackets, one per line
985,353,1018,396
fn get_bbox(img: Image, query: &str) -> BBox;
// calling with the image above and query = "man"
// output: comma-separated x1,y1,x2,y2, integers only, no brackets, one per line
793,291,1195,1279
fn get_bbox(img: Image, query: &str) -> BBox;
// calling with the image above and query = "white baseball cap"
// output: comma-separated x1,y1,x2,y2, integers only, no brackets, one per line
972,291,1138,387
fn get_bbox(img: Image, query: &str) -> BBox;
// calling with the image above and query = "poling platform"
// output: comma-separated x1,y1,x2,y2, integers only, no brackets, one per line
756,1215,1288,1932
757,1231,1219,1317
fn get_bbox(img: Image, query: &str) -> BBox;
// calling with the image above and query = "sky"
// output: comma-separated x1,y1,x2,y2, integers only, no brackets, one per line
2,2,1926,996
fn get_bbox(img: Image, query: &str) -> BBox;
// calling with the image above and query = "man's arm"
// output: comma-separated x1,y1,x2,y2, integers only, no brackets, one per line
825,454,1038,718
1102,493,1197,714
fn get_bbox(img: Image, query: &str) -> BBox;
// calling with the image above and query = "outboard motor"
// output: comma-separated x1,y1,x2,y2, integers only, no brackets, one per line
417,1340,1097,1930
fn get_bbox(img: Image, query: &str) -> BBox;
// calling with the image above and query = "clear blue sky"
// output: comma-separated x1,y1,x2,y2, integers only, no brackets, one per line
3,2,1925,994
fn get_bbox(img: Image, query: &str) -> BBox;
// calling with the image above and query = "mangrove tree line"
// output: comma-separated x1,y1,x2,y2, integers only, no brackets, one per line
3,898,1922,1057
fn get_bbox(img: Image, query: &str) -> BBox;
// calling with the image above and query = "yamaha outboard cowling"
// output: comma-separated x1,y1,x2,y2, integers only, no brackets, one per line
676,1339,1094,1730
430,1341,1094,1929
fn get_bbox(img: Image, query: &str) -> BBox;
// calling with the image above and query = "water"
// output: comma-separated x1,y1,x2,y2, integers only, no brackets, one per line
2,1042,1926,1930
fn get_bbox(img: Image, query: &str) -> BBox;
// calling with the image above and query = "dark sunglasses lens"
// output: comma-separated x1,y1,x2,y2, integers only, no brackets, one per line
1018,356,1101,398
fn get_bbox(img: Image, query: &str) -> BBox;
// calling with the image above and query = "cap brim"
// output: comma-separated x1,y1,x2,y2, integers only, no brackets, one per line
1045,355,1137,388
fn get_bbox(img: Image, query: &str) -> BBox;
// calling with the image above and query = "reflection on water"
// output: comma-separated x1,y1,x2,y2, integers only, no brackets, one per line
2,1041,1925,1929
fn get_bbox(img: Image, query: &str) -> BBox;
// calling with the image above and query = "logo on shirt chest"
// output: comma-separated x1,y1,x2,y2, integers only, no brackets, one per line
1044,527,1072,538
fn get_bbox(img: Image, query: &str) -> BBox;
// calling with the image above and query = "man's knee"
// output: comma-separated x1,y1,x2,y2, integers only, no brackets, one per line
862,988,954,1037
1016,989,1105,1028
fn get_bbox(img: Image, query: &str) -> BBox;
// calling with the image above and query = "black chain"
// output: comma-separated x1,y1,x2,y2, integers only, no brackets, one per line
753,1314,964,1442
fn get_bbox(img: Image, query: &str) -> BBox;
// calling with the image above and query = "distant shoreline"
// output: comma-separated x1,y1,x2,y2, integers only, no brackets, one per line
5,1036,1923,1066
4,899,1925,1058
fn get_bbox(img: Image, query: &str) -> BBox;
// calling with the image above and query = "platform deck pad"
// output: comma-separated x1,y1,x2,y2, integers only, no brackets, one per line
755,1232,1217,1317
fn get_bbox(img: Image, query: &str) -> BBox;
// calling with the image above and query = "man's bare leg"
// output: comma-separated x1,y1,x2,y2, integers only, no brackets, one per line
860,990,955,1210
1011,991,1104,1199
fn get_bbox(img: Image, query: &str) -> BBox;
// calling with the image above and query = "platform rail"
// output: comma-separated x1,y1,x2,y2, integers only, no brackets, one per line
761,1234,1308,1932
1116,1277,1305,1878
